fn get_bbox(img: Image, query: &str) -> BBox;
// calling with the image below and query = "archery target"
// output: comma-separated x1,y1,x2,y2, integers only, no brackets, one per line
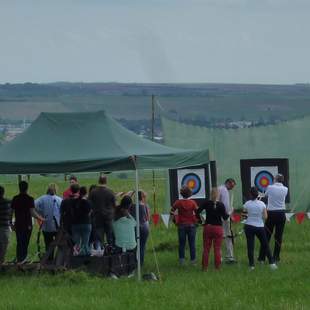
250,166,278,192
177,169,206,199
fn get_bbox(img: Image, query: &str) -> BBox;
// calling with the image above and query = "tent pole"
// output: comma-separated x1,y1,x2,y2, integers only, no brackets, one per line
135,168,142,281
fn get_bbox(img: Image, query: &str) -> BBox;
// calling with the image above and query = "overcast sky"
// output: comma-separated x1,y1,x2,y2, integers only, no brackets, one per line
0,0,309,84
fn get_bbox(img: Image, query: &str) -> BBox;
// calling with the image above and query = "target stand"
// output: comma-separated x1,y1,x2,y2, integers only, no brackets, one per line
169,162,217,206
240,158,290,203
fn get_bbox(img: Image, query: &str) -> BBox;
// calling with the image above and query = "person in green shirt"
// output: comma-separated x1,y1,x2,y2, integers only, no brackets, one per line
113,196,137,252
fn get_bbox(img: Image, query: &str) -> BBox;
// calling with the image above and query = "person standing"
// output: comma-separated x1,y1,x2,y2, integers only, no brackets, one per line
11,181,45,264
60,183,80,234
258,174,288,263
243,187,277,270
88,175,116,245
63,175,78,199
170,186,198,265
0,186,12,265
197,188,229,270
35,183,62,259
218,178,236,263
71,186,92,256
129,190,150,266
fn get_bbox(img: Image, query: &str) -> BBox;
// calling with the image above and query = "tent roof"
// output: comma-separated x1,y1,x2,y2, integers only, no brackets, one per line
0,111,209,174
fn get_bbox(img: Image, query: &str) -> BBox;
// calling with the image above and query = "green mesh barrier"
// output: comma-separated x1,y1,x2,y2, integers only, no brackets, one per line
161,115,310,211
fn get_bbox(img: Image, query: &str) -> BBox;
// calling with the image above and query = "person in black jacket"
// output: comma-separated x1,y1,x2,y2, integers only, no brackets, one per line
71,186,92,256
197,187,229,270
88,175,116,246
0,186,12,265
11,181,45,264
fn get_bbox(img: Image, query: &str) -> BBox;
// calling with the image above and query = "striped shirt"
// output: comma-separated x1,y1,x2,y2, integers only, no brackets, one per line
0,198,12,227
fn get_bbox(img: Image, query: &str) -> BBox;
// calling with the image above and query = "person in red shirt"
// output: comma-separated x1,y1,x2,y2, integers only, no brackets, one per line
63,175,78,199
170,186,198,265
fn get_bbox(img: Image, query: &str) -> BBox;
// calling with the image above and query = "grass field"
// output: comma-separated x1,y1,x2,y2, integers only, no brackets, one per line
0,174,309,310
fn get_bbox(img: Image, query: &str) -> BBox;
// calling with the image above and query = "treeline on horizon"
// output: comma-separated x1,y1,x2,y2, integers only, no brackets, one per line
1,81,310,97
1,82,310,134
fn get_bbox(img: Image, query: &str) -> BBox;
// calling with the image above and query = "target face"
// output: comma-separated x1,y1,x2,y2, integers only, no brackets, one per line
240,159,289,203
181,173,201,195
254,171,273,192
250,166,278,192
177,168,206,199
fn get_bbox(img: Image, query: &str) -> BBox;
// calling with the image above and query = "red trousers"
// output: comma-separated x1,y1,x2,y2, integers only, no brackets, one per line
202,225,223,270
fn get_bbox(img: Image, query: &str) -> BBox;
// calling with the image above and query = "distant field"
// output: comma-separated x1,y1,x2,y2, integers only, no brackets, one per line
0,175,309,309
1,83,310,121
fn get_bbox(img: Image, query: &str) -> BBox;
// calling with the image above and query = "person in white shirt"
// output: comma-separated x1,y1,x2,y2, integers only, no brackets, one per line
258,174,288,263
218,178,236,263
243,187,277,270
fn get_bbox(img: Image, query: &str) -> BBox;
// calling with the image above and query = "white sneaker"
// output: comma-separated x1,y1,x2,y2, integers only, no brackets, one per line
17,257,28,265
249,266,255,271
270,263,278,270
110,273,119,280
73,245,80,256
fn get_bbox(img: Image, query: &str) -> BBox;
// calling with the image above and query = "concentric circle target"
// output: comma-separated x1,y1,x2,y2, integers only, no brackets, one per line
181,173,201,195
254,170,274,192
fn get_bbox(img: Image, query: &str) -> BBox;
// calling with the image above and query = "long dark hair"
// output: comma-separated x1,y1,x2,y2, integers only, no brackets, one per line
250,187,259,200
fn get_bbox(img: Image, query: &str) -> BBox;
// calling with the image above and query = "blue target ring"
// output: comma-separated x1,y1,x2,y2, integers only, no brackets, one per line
181,173,201,195
254,170,274,192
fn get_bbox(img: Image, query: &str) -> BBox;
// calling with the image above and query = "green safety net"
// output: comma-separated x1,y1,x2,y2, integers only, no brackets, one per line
161,114,310,211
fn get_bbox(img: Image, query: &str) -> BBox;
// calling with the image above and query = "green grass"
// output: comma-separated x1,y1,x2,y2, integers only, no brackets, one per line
0,175,309,309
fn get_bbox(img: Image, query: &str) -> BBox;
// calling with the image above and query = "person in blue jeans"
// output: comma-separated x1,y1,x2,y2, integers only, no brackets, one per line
129,190,150,266
71,186,92,256
170,186,198,265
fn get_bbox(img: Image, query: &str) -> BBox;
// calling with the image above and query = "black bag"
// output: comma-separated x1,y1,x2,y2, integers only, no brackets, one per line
40,228,73,270
70,256,110,276
109,252,136,277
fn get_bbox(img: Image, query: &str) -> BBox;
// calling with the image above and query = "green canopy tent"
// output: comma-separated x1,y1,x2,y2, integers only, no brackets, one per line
0,111,208,173
0,111,209,279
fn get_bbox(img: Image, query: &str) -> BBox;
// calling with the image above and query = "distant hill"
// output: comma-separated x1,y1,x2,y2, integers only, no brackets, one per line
1,82,310,123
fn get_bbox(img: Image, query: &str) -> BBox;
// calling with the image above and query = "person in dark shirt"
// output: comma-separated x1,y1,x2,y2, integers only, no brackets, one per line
11,181,45,264
71,186,92,256
60,183,80,234
197,187,229,270
88,175,116,245
0,186,12,265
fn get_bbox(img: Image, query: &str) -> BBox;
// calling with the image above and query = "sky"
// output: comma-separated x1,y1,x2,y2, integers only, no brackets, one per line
0,0,309,84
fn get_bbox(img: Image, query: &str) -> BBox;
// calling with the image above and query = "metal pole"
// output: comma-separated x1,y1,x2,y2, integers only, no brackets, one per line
151,95,156,213
151,94,155,141
135,168,141,281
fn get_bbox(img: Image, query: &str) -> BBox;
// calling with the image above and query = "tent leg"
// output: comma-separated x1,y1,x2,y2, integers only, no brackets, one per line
135,169,141,281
